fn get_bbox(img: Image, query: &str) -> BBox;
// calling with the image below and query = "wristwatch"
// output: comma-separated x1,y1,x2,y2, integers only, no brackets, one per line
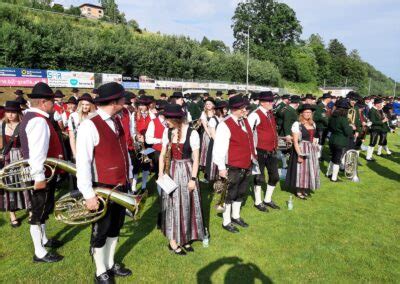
191,177,197,181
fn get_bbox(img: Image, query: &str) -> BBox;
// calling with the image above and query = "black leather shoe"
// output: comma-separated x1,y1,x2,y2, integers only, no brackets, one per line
183,244,194,252
231,218,249,228
222,223,239,233
44,239,63,249
108,263,132,277
95,272,114,284
254,203,268,212
264,201,280,209
326,174,332,179
33,252,63,263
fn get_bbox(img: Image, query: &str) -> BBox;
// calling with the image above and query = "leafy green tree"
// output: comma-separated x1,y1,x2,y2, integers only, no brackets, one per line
98,0,125,24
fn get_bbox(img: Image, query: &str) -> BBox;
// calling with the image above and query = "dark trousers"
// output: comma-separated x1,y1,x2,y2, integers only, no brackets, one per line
329,144,345,164
369,131,388,147
226,167,250,204
317,128,328,146
90,186,128,248
29,179,57,225
254,149,279,187
151,150,161,178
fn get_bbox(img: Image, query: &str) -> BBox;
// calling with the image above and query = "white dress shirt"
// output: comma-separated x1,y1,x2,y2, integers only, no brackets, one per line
76,108,133,200
25,108,50,182
213,114,249,171
248,106,271,129
145,116,165,145
67,112,80,133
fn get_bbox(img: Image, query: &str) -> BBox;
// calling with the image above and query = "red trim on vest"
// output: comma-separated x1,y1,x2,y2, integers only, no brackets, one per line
225,117,255,169
119,108,134,150
152,117,165,152
136,114,151,136
54,104,63,115
91,115,129,186
255,109,278,151
35,113,64,160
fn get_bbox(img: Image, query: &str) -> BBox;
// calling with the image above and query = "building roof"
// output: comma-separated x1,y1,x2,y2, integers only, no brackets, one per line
79,3,104,10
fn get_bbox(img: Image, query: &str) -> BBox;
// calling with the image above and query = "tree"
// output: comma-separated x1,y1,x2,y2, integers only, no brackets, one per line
307,34,331,85
98,0,126,24
65,5,81,16
127,19,141,32
200,36,229,53
51,3,64,13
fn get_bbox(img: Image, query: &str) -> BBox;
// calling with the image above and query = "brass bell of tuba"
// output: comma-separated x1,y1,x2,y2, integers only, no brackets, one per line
0,158,76,192
343,149,360,182
54,187,146,225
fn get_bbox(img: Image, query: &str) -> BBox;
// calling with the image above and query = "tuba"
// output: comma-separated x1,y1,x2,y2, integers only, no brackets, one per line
0,158,76,192
54,187,146,225
343,149,360,182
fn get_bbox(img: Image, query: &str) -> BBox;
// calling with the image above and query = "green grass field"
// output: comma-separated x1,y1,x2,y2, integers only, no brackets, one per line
0,134,399,283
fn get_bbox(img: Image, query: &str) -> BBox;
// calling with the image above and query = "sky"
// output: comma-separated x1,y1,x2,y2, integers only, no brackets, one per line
59,0,400,82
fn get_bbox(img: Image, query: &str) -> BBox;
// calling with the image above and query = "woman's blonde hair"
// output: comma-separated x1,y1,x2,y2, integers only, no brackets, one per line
77,100,96,123
4,111,23,124
299,111,314,127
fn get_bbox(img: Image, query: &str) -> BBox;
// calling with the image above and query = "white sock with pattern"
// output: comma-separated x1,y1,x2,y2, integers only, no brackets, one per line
264,185,275,203
231,202,241,219
222,204,232,226
93,246,107,277
331,164,340,181
254,186,262,205
105,237,118,270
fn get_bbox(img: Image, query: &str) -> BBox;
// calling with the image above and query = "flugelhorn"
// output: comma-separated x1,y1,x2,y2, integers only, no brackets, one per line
0,158,76,192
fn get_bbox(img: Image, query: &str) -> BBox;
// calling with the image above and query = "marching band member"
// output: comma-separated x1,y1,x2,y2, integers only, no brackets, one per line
158,103,205,255
199,97,218,182
278,95,301,169
76,82,133,283
326,99,354,182
366,98,391,161
248,91,280,212
118,93,136,170
53,90,65,129
213,95,256,233
68,93,96,160
132,95,153,193
170,92,192,122
0,101,31,227
215,100,229,119
314,93,332,159
20,82,64,263
355,101,369,152
285,104,320,199
346,92,362,150
61,96,78,132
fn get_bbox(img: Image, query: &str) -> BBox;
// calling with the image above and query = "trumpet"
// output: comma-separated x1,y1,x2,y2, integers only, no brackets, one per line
134,137,152,164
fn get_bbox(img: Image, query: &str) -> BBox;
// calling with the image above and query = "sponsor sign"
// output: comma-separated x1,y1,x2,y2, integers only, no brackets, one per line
0,68,47,86
47,70,95,88
102,73,123,84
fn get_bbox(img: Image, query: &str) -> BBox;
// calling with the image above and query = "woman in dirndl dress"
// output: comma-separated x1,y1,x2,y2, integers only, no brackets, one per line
199,98,217,182
158,104,205,256
0,101,31,227
285,104,320,199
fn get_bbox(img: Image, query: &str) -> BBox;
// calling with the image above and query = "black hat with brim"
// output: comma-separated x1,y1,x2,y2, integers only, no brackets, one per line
67,96,78,105
170,92,183,99
215,100,228,109
163,103,186,118
374,98,383,104
14,89,24,96
228,89,237,96
259,91,274,102
138,89,146,95
305,93,315,100
229,95,247,109
72,88,79,93
322,93,332,99
216,91,223,96
54,90,65,98
335,98,350,109
290,95,301,103
204,97,216,105
78,93,94,104
94,82,124,103
297,103,316,113
28,82,55,99
156,100,168,110
250,92,260,100
15,96,28,105
4,100,22,112
282,94,290,100
137,95,153,106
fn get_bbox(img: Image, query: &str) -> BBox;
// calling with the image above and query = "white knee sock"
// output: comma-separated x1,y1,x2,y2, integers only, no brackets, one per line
105,237,118,270
331,164,340,181
318,146,323,158
366,146,374,160
377,145,382,155
254,186,262,206
264,185,275,203
40,224,48,245
383,146,392,154
93,246,107,277
222,204,232,226
30,225,47,258
231,202,241,219
326,162,333,177
132,175,138,193
281,155,288,168
141,171,149,190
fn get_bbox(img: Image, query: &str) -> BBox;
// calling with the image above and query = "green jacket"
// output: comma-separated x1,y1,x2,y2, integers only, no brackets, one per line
368,107,390,133
280,105,298,136
187,101,202,121
274,102,287,133
197,99,204,111
328,115,353,147
314,102,329,130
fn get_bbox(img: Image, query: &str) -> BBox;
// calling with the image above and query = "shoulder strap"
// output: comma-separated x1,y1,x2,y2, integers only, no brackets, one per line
2,124,20,156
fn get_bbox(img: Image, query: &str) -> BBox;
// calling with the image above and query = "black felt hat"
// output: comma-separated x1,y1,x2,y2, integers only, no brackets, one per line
163,103,186,118
258,91,274,102
54,90,65,98
170,91,183,99
67,96,78,105
124,91,135,100
28,82,54,99
215,100,228,109
282,94,290,100
15,96,28,105
204,97,216,105
336,98,350,109
216,91,223,96
305,93,315,100
138,89,146,95
297,103,316,113
227,89,237,96
374,98,383,104
290,95,301,104
229,95,247,109
95,82,124,103
156,100,168,110
14,89,24,96
137,95,153,106
250,92,260,100
321,93,332,99
4,101,22,112
78,93,94,104
72,88,79,93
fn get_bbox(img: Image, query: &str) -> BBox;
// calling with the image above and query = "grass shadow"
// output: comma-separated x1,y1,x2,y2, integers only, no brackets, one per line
196,256,273,284
366,160,400,182
199,181,214,232
53,224,88,244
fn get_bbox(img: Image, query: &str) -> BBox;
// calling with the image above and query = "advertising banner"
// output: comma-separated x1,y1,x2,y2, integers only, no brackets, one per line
47,70,95,88
102,73,123,84
138,82,156,90
0,68,47,87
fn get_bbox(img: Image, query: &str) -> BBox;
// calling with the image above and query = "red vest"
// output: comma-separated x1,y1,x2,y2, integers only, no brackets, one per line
152,117,166,152
119,108,134,151
91,114,129,186
136,114,151,135
20,112,64,160
54,103,63,115
255,109,278,152
225,117,255,169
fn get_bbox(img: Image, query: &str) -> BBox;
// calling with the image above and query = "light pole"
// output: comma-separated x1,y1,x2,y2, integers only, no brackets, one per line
246,25,250,95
